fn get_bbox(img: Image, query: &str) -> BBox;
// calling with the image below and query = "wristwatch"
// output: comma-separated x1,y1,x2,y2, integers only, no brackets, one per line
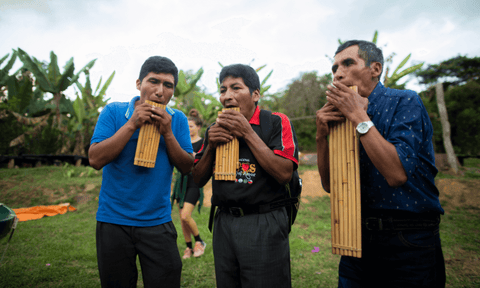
356,121,374,136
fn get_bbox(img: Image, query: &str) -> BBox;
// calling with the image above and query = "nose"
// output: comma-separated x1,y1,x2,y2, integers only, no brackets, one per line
333,69,344,82
221,88,234,104
155,84,164,97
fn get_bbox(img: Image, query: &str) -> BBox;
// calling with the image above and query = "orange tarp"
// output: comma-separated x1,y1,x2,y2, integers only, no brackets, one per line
12,203,77,222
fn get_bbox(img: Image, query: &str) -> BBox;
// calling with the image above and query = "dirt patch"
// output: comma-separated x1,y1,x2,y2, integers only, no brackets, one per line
437,178,480,212
445,247,480,284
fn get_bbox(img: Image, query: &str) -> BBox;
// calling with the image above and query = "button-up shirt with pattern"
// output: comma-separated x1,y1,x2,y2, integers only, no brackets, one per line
360,82,444,214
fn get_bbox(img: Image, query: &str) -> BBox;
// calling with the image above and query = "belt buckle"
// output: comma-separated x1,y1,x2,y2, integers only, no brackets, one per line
229,207,244,217
365,217,383,231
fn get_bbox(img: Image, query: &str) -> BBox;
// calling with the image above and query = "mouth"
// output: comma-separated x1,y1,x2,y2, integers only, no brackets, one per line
225,103,238,108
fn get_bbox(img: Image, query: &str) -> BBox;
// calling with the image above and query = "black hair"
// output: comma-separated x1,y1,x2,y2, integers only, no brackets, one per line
335,40,384,80
219,64,260,95
188,109,203,127
138,56,178,88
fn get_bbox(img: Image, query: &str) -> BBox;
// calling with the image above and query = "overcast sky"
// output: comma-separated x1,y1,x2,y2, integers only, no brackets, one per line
1,0,479,104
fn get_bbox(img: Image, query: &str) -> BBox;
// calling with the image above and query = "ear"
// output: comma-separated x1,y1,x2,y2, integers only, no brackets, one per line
136,79,141,91
370,62,382,81
252,89,261,103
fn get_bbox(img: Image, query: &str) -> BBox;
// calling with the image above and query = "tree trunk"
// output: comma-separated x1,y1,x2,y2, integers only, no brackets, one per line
435,83,459,173
54,92,62,130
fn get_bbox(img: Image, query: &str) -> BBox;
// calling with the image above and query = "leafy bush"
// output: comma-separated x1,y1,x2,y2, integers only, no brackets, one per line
23,115,64,154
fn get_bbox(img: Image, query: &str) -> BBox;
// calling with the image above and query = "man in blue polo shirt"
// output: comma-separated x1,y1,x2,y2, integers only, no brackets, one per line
316,40,445,287
89,56,193,287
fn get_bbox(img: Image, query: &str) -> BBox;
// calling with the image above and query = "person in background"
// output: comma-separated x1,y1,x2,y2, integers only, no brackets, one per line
172,109,206,259
315,40,445,287
89,56,193,288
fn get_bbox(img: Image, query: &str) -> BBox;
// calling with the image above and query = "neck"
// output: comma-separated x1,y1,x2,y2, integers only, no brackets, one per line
362,81,379,98
191,135,201,142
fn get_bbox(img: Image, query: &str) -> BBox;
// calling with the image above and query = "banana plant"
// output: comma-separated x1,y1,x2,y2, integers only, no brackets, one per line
70,69,115,156
383,53,423,88
191,91,222,127
174,68,204,99
0,52,18,93
171,68,205,113
16,48,96,128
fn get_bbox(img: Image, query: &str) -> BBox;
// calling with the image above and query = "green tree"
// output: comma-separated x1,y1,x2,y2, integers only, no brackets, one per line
443,81,480,155
0,51,20,108
0,51,56,155
279,72,332,152
416,55,480,88
171,68,223,128
71,69,115,156
417,56,480,155
16,48,96,129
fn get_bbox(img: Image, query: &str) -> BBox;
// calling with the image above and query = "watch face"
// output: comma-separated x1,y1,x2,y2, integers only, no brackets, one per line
358,122,367,133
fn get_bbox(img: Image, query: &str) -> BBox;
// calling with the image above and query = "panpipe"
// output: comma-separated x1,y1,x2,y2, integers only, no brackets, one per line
214,107,240,181
134,100,166,168
329,86,362,258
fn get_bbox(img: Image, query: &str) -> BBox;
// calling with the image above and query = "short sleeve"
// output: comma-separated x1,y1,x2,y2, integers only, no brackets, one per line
91,104,117,145
174,112,194,154
270,112,299,168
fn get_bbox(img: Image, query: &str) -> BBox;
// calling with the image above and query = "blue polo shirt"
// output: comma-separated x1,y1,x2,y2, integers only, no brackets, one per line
361,82,444,214
91,96,193,226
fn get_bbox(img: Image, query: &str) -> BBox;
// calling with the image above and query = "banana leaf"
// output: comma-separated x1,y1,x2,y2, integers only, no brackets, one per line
17,48,54,93
391,54,411,77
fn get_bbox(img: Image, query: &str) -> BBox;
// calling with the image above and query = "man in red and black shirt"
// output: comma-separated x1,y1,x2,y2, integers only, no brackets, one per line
193,64,299,288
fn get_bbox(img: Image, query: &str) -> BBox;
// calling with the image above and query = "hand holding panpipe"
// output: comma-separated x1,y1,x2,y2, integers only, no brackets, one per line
134,100,166,168
214,107,240,181
328,86,363,258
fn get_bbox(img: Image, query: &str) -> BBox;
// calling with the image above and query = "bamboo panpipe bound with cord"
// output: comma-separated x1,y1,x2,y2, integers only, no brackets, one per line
329,86,363,258
134,100,166,168
214,107,241,181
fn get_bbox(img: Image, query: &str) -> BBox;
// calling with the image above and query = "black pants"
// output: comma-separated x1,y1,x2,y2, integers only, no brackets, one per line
96,221,182,288
213,207,291,288
339,227,445,287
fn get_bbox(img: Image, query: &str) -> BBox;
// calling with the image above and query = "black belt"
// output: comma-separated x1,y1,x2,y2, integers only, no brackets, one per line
362,215,440,231
217,198,299,218
218,205,274,217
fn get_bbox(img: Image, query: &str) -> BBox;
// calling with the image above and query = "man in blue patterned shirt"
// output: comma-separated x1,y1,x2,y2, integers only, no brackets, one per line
316,40,445,287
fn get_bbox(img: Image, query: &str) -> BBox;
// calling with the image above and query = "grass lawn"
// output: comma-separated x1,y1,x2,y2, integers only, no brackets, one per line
1,164,479,287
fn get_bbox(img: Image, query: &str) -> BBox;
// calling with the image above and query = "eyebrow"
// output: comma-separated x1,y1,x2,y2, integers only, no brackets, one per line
148,77,173,86
220,82,242,89
332,58,355,72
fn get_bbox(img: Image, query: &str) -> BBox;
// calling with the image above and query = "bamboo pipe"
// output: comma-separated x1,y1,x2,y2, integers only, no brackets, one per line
134,100,166,168
214,107,240,181
329,86,362,258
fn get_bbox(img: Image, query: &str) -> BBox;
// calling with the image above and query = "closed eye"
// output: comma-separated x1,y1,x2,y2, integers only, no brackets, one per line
343,58,354,66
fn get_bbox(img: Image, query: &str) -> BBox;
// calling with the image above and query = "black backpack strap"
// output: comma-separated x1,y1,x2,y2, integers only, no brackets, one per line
259,109,273,144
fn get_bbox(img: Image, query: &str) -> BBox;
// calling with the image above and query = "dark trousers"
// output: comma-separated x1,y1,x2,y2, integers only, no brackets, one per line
96,221,182,288
338,227,446,288
213,207,291,288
